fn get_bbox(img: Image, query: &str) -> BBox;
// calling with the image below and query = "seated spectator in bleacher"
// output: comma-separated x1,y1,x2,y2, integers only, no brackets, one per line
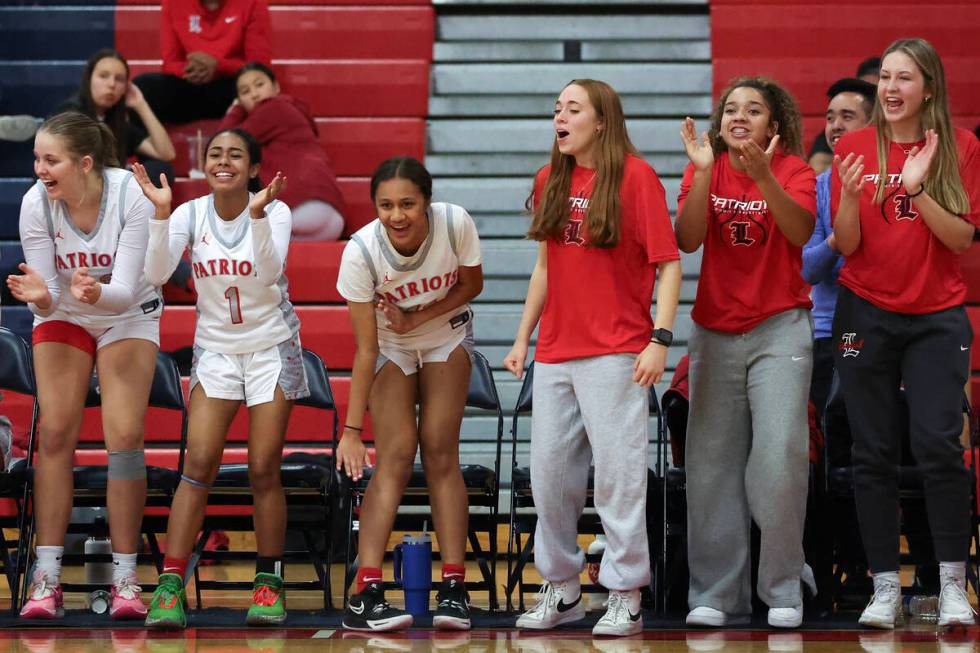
219,63,346,240
134,0,271,125
802,77,875,423
855,57,882,85
808,57,882,174
55,49,176,187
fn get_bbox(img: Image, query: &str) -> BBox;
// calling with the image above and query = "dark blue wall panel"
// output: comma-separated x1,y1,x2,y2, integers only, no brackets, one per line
0,8,115,61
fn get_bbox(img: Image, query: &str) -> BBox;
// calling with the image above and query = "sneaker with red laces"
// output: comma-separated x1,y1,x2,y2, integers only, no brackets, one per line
19,571,64,619
111,575,148,620
246,573,286,625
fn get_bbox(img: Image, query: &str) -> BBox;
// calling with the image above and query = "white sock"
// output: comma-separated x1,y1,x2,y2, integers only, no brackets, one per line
939,561,966,586
35,546,63,584
112,552,138,584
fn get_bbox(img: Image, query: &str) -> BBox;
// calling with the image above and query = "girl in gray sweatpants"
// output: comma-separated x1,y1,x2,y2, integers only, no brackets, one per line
504,79,682,637
674,77,818,628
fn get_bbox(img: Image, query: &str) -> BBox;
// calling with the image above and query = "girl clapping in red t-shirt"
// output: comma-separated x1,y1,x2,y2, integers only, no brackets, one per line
675,76,816,630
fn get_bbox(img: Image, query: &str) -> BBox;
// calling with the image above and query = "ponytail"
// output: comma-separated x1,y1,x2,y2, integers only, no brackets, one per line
38,112,119,172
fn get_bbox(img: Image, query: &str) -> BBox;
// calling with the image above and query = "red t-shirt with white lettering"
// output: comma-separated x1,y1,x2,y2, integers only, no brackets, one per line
831,126,980,314
679,153,816,333
533,154,680,363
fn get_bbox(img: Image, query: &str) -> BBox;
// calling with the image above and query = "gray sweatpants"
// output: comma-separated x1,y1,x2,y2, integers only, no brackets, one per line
686,309,813,613
530,354,651,590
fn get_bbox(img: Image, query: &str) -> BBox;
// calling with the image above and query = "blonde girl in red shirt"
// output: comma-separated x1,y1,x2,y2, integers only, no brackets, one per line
832,38,980,629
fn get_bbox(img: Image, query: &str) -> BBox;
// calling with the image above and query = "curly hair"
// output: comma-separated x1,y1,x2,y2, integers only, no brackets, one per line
708,76,805,158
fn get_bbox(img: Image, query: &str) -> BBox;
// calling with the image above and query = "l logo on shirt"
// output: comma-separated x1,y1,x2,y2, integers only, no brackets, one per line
893,193,919,222
729,221,755,247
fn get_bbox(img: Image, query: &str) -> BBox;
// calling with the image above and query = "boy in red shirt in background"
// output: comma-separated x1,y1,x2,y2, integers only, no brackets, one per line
134,0,271,125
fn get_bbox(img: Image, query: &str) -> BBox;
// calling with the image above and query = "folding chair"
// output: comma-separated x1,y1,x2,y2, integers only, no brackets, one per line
505,362,665,612
17,350,185,608
0,327,36,610
344,350,504,611
189,348,340,611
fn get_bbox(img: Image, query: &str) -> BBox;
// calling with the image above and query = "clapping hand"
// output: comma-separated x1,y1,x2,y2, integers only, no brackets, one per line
733,134,780,182
132,162,172,217
835,153,866,200
249,172,287,219
70,268,101,304
6,263,51,307
901,128,938,195
680,117,714,172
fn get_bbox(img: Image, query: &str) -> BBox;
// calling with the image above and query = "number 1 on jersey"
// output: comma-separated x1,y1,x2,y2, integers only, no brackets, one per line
224,286,244,324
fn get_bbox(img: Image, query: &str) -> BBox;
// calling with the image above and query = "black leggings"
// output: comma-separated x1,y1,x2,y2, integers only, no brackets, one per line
832,286,972,572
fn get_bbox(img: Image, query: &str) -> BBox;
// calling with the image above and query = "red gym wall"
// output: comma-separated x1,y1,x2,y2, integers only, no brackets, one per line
710,0,980,153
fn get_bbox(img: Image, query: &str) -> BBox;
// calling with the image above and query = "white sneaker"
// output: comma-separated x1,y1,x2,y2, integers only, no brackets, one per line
686,605,749,627
938,578,976,627
768,605,803,628
592,588,642,637
858,575,902,629
515,578,586,630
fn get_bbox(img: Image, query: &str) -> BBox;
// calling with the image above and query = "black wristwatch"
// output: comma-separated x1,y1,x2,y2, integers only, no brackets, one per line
650,328,673,347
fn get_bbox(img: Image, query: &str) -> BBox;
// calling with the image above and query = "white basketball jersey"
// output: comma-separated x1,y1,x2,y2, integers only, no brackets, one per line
25,168,159,329
179,195,298,354
337,202,482,348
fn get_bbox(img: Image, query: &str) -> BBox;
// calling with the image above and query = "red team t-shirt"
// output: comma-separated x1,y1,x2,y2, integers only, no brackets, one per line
678,152,816,333
532,154,680,363
831,126,980,314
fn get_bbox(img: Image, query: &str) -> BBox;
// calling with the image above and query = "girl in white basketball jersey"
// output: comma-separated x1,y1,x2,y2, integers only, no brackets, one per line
336,157,483,632
6,112,160,621
133,128,309,629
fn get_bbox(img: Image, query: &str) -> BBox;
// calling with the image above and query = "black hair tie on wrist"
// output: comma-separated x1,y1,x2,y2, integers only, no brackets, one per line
908,184,925,198
344,425,363,432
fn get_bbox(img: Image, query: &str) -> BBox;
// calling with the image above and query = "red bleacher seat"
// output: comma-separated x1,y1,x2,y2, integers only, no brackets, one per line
169,177,373,235
962,242,980,304
160,305,357,369
127,61,429,118
117,7,433,61
166,118,424,178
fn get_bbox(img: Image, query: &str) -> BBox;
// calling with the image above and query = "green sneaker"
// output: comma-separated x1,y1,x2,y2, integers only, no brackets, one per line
145,573,187,630
246,573,286,626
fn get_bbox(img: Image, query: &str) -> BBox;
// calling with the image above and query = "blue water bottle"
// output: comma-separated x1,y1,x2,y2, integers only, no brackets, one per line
393,531,432,616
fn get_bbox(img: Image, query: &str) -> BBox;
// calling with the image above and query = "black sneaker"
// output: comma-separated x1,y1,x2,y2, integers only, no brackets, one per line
343,583,413,632
433,579,471,630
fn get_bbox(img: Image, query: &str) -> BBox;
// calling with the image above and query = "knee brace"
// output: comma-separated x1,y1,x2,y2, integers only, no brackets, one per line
180,474,212,490
107,449,146,481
